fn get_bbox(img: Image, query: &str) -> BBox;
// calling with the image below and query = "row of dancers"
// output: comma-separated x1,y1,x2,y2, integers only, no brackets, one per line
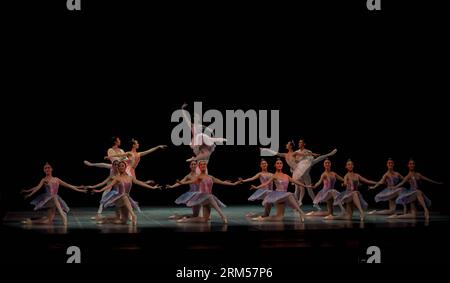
20,138,443,226
19,104,443,226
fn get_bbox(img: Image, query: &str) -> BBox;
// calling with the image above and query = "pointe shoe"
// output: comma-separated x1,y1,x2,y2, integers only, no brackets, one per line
387,214,398,219
222,217,228,224
251,216,264,221
306,211,315,216
176,217,188,223
313,204,322,211
424,210,430,220
131,218,137,226
360,214,365,222
62,217,68,226
323,215,334,220
21,218,32,225
368,210,377,215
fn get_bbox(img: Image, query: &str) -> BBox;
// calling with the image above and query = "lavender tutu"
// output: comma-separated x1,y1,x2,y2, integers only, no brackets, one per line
395,189,431,207
313,189,338,204
334,190,368,210
175,191,200,204
375,187,405,202
187,193,226,207
248,189,271,201
30,192,70,213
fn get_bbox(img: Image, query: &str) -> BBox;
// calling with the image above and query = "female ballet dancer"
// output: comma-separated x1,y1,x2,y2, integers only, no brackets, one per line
368,158,407,215
250,159,306,222
166,160,201,220
293,139,337,207
106,138,167,177
21,162,87,226
332,159,377,221
389,159,442,220
85,160,122,223
240,158,274,218
307,159,345,218
93,160,162,225
176,160,241,224
180,103,227,168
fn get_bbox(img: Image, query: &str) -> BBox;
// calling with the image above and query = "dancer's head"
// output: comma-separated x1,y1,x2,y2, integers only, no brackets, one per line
387,158,395,170
111,136,121,147
198,160,208,173
408,158,415,171
298,138,306,149
118,160,127,174
130,138,139,150
43,162,53,175
274,158,284,171
112,160,120,174
346,159,354,172
260,159,268,171
286,140,295,151
189,160,197,172
323,158,331,170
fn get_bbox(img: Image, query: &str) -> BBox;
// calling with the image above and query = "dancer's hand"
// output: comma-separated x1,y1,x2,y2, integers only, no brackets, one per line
84,160,92,166
186,157,195,162
154,185,163,190
250,185,257,190
104,156,109,160
24,193,33,199
159,145,168,149
181,103,188,109
368,186,376,190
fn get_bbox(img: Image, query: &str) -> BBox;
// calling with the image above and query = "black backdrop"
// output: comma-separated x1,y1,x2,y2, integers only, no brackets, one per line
1,0,448,214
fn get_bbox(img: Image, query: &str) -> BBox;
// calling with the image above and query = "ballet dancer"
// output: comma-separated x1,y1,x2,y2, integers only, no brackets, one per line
250,159,307,222
368,158,407,215
106,138,167,177
307,159,346,218
166,160,201,220
389,159,442,220
332,159,377,221
21,162,87,226
293,139,337,207
93,160,162,225
180,103,227,170
176,160,241,224
240,158,274,218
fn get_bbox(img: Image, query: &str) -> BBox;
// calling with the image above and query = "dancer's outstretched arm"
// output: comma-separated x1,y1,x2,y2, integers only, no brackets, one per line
358,175,377,186
392,173,411,189
211,176,242,186
251,176,274,190
334,173,345,183
139,145,167,157
58,178,87,193
166,175,190,189
133,177,162,189
418,173,443,185
369,174,388,190
288,176,313,188
260,148,286,158
86,177,112,189
312,174,326,189
84,160,112,169
22,179,45,198
241,173,262,183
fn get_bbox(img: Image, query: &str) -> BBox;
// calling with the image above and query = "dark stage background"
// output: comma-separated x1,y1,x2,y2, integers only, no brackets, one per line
1,0,448,215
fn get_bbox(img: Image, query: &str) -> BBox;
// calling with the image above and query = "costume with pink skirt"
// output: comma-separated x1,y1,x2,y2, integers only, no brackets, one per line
262,178,297,208
395,174,431,207
103,178,141,212
313,174,338,204
30,177,70,213
186,176,226,208
175,183,200,205
374,174,406,202
333,177,368,209
248,173,274,201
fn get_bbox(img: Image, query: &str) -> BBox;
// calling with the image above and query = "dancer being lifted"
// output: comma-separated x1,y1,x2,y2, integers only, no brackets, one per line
21,162,87,226
181,103,227,170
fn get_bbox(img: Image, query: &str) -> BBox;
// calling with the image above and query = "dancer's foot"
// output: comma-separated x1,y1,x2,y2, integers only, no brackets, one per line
251,216,265,221
313,204,322,211
424,210,430,220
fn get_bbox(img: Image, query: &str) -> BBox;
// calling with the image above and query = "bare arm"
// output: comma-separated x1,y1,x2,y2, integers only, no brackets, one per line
22,179,46,198
369,174,388,190
94,179,119,193
252,176,275,190
312,174,326,189
392,173,411,189
86,177,112,189
241,173,262,183
84,160,112,169
167,175,190,189
211,176,242,186
58,178,87,193
358,175,377,186
133,177,161,190
139,145,167,157
334,173,345,183
418,173,443,185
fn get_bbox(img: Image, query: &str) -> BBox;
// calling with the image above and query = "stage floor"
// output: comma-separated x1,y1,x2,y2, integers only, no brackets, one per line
2,205,450,264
